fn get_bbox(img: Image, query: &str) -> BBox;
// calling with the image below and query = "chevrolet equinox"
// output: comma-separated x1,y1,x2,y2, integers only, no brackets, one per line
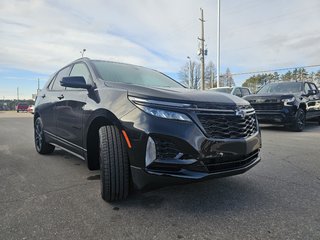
34,58,261,202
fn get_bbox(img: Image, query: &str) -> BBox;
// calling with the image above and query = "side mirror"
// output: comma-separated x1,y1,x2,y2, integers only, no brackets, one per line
60,76,92,89
309,89,317,95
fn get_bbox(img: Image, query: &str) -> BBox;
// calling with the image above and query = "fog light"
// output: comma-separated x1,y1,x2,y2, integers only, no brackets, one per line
145,137,156,167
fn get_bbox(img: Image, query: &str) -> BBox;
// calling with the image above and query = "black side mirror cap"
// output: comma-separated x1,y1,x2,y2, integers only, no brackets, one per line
60,76,92,89
308,89,317,95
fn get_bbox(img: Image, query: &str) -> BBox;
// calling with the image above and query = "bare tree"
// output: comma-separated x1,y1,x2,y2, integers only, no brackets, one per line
179,60,216,90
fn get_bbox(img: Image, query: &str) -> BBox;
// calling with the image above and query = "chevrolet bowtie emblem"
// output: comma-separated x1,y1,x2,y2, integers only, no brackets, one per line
235,109,246,118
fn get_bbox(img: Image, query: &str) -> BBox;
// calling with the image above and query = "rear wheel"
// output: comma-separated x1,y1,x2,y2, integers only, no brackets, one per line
34,117,55,154
99,125,130,202
290,108,305,132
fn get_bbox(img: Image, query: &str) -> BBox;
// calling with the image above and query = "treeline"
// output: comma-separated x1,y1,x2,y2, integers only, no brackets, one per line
242,68,320,92
0,99,34,111
179,60,235,89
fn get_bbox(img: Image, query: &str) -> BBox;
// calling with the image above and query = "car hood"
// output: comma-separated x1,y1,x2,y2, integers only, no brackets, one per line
244,93,297,103
105,82,249,106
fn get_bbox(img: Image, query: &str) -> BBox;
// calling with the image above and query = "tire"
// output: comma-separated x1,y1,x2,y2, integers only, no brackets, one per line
290,108,306,132
99,125,130,202
17,110,19,113
34,117,55,154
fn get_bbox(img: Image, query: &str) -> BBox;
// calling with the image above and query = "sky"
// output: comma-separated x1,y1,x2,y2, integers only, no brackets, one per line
1,0,320,99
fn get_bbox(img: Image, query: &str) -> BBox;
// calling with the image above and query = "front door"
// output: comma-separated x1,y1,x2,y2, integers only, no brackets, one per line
55,62,93,156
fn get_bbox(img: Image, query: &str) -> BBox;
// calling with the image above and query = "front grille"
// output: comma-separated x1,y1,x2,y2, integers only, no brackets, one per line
188,150,259,173
197,110,258,139
251,103,283,111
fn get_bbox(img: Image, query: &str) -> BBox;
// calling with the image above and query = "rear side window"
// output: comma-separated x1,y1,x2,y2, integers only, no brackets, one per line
241,88,251,96
51,66,71,91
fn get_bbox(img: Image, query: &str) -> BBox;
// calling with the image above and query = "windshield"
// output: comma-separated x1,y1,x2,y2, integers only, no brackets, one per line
258,82,302,94
93,61,183,88
210,88,233,93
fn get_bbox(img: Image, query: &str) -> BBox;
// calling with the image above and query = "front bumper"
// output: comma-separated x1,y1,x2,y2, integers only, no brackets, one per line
255,106,297,124
120,108,262,190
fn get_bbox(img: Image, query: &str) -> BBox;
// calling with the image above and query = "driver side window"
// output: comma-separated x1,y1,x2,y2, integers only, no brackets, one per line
69,63,92,84
304,83,311,93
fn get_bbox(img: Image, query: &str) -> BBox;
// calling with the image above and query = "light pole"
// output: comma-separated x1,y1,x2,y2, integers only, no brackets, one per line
187,56,192,89
80,49,86,58
216,0,221,88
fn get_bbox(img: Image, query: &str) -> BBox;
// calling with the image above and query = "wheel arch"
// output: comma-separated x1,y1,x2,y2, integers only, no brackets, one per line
34,111,40,123
298,102,307,112
84,109,124,170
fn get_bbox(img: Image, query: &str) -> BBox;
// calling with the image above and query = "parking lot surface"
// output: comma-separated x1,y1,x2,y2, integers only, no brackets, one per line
0,112,319,240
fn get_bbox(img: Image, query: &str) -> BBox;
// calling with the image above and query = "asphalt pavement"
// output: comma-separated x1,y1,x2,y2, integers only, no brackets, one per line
0,112,319,240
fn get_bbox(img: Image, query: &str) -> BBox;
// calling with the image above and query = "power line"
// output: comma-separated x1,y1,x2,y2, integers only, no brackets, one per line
232,64,320,76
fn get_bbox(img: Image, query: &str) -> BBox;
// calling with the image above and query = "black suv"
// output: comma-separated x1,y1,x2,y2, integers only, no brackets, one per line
34,58,261,202
244,81,320,131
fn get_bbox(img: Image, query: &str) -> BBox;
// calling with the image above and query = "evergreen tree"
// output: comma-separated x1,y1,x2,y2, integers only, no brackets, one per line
297,68,308,81
292,68,298,81
273,72,280,81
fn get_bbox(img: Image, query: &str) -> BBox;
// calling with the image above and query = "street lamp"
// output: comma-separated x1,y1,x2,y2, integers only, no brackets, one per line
80,49,86,58
187,56,192,89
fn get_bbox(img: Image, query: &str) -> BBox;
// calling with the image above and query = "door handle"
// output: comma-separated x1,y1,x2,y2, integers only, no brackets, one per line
57,94,64,100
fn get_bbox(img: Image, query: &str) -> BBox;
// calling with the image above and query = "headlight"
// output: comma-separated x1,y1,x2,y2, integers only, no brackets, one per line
281,97,295,105
128,96,192,122
141,106,191,122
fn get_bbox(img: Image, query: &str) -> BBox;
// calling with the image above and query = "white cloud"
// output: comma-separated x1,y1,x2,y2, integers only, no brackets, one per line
1,0,320,85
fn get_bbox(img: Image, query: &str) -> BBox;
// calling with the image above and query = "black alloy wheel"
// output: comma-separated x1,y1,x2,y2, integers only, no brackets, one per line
291,108,306,132
34,117,55,154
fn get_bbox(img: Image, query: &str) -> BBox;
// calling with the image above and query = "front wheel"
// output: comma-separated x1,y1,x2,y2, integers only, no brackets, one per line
34,117,55,154
290,108,306,132
99,126,130,202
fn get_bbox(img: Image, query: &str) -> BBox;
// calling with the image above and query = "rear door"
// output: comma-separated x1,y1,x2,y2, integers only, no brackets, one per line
40,67,71,136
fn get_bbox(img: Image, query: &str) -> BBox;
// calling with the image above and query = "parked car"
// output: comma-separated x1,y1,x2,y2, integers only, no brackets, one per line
27,105,35,114
209,87,252,98
16,102,29,112
34,58,261,202
244,81,320,131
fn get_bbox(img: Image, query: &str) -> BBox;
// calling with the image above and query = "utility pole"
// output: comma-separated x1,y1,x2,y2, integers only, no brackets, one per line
37,78,40,94
187,56,192,89
17,87,19,101
198,8,206,90
216,0,221,88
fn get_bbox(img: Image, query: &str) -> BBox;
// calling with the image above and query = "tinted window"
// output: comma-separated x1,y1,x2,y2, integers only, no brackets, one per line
52,66,71,91
70,63,92,84
304,83,311,93
258,82,302,94
93,61,183,88
309,83,318,92
47,74,57,89
241,88,250,96
233,88,242,97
